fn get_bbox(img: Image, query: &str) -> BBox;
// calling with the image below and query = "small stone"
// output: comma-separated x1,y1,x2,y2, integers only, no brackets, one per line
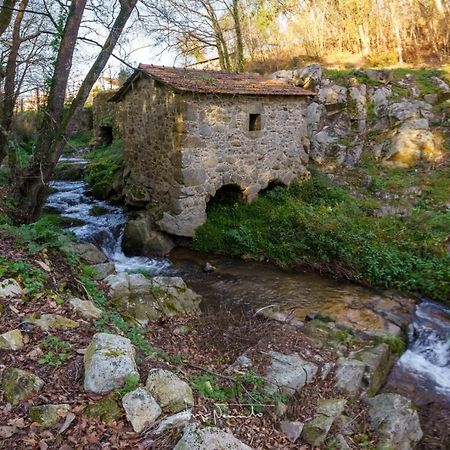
0,330,24,351
154,410,192,435
84,394,122,422
1,367,44,406
0,279,22,298
69,297,102,320
280,420,303,443
336,433,351,449
25,313,79,331
203,262,216,273
122,388,161,433
91,262,116,280
145,369,194,413
29,404,70,427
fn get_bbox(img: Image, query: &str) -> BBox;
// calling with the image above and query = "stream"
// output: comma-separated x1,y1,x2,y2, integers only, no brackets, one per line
47,155,450,444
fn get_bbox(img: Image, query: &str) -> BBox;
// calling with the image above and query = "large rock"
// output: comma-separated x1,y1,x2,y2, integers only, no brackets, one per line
69,243,108,265
105,273,201,324
367,393,423,449
173,423,252,450
25,313,79,331
84,333,139,394
388,101,433,122
0,279,22,298
302,399,347,446
122,215,175,257
0,330,24,351
91,262,116,280
293,64,322,90
122,387,161,433
334,357,366,398
69,297,102,320
1,367,44,406
318,85,347,106
145,369,194,413
29,404,71,427
264,351,317,397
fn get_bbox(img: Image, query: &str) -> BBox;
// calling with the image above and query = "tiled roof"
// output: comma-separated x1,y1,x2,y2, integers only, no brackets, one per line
112,64,315,99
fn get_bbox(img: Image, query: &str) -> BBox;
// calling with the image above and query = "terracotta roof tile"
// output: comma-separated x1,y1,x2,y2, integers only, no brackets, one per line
113,64,315,99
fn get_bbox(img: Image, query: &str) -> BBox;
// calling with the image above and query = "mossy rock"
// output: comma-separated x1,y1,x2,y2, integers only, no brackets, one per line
92,181,113,200
29,404,70,427
84,394,122,422
90,205,109,216
54,163,85,181
1,367,44,406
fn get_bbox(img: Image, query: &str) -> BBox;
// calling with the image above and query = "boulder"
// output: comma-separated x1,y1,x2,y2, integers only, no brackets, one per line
388,101,433,122
105,273,201,325
173,423,252,450
0,330,24,351
69,243,108,265
367,393,423,449
154,410,193,435
302,399,347,446
280,420,303,443
122,387,161,433
122,215,174,257
0,279,22,298
69,297,102,320
430,76,450,93
318,85,347,106
1,367,44,406
293,64,322,90
334,358,366,398
91,262,116,280
264,351,317,397
84,393,122,422
145,369,194,413
84,333,139,394
25,313,79,331
29,404,71,427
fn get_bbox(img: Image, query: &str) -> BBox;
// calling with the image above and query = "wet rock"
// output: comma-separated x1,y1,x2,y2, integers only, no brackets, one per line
123,214,174,257
84,333,139,394
154,410,192,435
145,369,193,413
29,404,71,427
0,279,22,298
264,351,318,397
25,313,79,331
367,393,423,449
0,330,24,351
122,387,161,433
84,393,122,422
69,297,102,320
69,243,108,265
334,358,366,398
91,262,116,280
1,367,44,406
280,420,303,443
301,399,346,446
54,163,84,181
173,423,252,450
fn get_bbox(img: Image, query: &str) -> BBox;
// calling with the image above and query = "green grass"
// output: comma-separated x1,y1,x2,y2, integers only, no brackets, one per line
194,174,450,303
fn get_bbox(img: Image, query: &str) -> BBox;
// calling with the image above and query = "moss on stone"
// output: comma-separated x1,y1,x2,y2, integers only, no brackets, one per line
84,394,122,422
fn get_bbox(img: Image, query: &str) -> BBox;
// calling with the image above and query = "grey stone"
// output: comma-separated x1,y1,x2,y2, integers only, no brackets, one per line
0,279,22,298
69,297,102,320
424,93,439,105
154,410,192,435
122,387,161,433
1,367,44,406
318,85,347,105
264,351,318,396
367,393,423,449
91,262,116,280
25,313,79,331
84,333,139,394
145,369,193,413
29,404,70,427
280,420,303,443
430,76,450,93
0,330,24,351
69,243,108,265
173,423,252,449
335,358,366,397
293,64,322,90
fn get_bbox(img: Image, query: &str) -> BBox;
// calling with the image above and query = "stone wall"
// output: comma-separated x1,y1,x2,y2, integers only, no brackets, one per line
118,75,310,237
92,90,120,146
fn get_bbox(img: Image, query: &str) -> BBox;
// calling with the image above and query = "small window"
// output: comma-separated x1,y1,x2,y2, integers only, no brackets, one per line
249,113,262,131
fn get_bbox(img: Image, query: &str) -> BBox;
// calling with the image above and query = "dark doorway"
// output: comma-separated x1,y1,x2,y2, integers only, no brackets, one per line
261,180,286,195
207,184,244,211
98,126,113,146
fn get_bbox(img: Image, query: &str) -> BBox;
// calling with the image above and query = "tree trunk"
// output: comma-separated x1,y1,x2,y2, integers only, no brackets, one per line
232,0,244,71
0,0,28,165
0,0,16,38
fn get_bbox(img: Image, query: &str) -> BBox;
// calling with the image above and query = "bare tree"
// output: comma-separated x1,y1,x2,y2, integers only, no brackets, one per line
0,0,17,39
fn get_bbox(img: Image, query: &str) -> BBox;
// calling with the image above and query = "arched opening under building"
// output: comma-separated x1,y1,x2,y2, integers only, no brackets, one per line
98,125,113,146
207,184,244,212
260,180,287,196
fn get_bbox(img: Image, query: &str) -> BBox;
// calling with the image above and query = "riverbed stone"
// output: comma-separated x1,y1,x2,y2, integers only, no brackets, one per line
367,393,423,449
84,333,139,394
154,410,193,435
334,357,366,397
25,313,79,331
91,262,116,280
1,367,44,406
122,387,161,433
69,243,108,265
29,404,71,427
173,423,252,450
69,297,102,320
0,279,22,298
264,351,318,397
302,399,347,446
145,369,194,413
0,330,24,351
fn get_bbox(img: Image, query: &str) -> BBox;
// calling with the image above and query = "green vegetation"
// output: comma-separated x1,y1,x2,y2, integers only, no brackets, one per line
85,139,123,199
115,373,140,398
194,173,450,303
0,257,48,295
63,130,92,154
38,335,73,366
374,333,406,356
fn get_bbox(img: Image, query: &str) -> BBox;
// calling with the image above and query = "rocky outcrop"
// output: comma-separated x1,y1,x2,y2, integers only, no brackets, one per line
122,387,161,433
105,273,201,324
1,367,44,406
367,393,423,449
173,423,252,450
84,333,139,394
145,369,194,413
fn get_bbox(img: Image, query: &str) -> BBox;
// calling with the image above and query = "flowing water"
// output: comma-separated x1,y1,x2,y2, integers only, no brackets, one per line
46,155,450,437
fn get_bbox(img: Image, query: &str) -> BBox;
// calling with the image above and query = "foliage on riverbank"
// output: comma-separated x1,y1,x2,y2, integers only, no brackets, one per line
194,168,450,303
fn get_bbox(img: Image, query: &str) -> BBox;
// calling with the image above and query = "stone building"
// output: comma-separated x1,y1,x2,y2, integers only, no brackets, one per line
111,65,314,237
